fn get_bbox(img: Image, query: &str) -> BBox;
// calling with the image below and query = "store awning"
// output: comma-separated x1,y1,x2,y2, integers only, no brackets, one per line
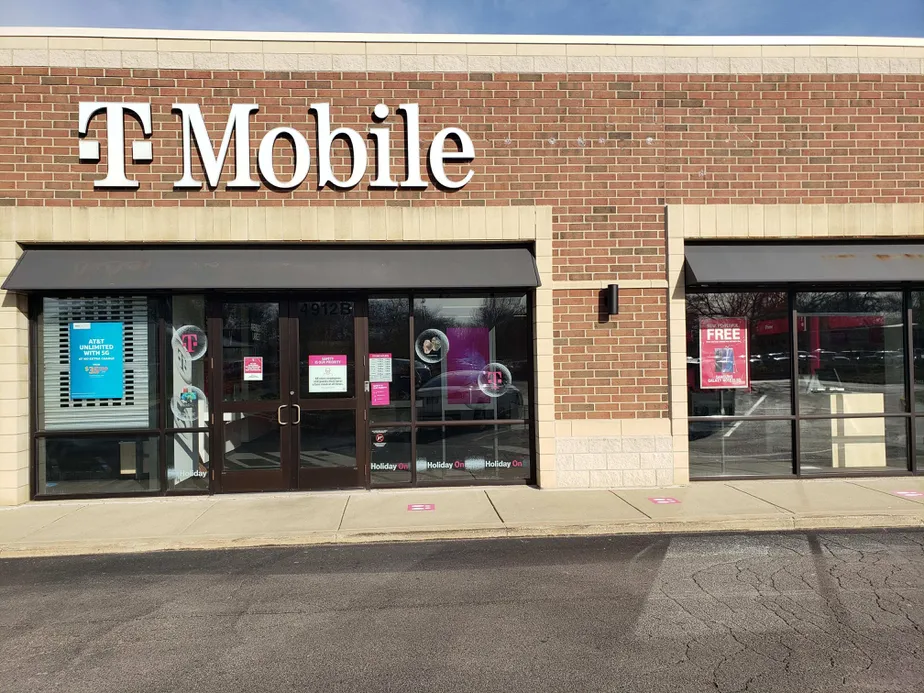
684,243,924,286
2,246,540,291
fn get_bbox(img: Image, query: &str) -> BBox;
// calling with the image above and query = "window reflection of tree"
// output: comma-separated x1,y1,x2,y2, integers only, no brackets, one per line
796,291,904,392
686,291,786,321
686,291,790,387
222,303,280,352
796,291,902,315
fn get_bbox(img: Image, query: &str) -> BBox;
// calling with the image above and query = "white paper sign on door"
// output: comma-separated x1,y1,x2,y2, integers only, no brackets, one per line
369,352,393,383
308,355,348,392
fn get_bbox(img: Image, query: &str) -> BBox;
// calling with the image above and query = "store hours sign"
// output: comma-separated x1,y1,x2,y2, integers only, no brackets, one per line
76,102,475,191
69,321,125,400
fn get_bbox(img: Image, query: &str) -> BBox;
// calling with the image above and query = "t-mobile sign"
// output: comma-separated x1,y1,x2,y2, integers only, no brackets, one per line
699,317,749,389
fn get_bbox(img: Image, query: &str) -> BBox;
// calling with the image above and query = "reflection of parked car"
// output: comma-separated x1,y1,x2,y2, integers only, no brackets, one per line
417,371,523,420
386,359,431,399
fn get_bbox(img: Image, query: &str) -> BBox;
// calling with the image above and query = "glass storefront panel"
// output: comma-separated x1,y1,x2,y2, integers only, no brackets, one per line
416,424,531,482
689,419,793,478
298,410,357,471
167,431,209,491
37,296,158,431
796,291,905,416
36,434,160,495
686,292,791,418
799,417,908,473
297,299,356,400
221,411,281,472
916,419,924,472
370,427,412,485
167,295,209,429
221,302,281,402
911,293,924,413
413,295,530,422
369,297,412,423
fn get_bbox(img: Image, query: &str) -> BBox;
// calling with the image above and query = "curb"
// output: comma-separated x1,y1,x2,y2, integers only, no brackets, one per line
1,513,922,559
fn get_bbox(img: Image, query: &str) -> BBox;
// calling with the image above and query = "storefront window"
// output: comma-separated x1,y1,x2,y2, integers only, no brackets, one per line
37,296,157,431
689,419,793,477
370,427,412,484
795,291,905,416
799,417,908,473
37,434,160,496
167,431,209,491
910,292,924,413
167,296,209,429
686,291,792,478
413,295,530,423
34,295,217,496
368,297,412,423
34,297,162,496
32,291,534,497
415,424,531,483
688,288,916,478
686,292,791,419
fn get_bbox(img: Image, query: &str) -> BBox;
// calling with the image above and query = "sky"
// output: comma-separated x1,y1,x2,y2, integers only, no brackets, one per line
1,0,923,37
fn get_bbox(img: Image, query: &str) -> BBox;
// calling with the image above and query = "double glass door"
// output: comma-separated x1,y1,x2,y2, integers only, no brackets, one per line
214,297,366,492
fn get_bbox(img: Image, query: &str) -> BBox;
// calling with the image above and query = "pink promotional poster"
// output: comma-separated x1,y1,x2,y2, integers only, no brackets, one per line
370,381,390,406
698,317,749,390
242,356,263,382
446,327,490,404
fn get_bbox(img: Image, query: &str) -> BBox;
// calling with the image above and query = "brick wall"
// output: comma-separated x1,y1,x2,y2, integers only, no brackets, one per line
1,67,922,421
553,288,668,419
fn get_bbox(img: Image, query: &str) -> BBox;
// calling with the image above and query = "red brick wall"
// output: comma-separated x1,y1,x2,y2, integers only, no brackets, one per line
2,67,922,418
554,289,668,419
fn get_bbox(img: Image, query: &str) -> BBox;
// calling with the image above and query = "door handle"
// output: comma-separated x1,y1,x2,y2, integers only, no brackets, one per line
292,404,301,425
277,405,288,425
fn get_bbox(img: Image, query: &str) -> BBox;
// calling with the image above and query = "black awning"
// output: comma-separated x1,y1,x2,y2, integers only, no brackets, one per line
2,246,540,292
684,243,924,287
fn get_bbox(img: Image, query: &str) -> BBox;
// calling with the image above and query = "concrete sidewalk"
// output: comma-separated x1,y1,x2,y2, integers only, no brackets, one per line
2,478,924,558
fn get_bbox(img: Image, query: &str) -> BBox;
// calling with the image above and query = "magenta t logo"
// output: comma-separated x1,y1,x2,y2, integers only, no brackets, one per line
181,333,198,353
486,370,502,388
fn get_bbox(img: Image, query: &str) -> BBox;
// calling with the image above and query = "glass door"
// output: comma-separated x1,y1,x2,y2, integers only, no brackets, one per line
214,299,293,492
293,297,367,490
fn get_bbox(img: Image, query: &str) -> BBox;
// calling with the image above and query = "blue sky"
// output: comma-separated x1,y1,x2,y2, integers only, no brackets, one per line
2,0,923,36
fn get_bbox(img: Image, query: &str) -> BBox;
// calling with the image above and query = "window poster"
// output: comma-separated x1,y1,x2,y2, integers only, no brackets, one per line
243,356,264,381
370,381,390,406
308,355,348,392
69,321,125,400
699,317,749,389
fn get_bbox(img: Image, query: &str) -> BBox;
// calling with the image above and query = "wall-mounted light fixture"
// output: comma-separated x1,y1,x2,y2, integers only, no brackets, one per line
606,284,619,316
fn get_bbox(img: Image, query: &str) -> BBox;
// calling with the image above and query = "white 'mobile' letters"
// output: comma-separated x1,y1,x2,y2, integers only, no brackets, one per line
75,101,476,191
173,103,260,189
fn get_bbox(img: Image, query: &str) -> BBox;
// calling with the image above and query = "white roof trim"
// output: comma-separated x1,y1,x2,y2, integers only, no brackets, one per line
2,26,924,47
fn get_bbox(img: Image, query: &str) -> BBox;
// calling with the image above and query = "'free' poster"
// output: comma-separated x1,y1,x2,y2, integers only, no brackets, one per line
699,317,749,389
